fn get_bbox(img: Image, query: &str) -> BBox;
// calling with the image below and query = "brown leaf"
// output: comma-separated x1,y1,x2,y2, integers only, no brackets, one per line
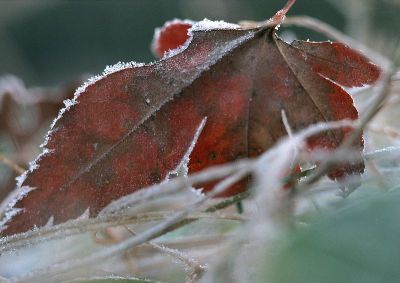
0,1,380,236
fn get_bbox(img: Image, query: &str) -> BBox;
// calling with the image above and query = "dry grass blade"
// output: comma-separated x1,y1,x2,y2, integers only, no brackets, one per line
0,211,245,254
124,226,205,283
11,170,251,282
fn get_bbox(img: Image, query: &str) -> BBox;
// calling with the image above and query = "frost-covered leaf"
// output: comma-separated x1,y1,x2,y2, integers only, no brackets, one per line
1,0,380,236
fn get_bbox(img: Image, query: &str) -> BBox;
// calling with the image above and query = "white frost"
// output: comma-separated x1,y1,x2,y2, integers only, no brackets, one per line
166,117,207,180
162,37,193,60
48,60,145,135
31,61,145,169
76,208,90,220
44,216,54,228
103,61,145,75
151,19,195,58
157,18,242,60
0,186,35,232
191,18,241,32
62,99,77,108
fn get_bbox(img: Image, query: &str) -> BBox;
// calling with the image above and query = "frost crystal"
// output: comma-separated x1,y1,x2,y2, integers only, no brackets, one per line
160,18,241,60
0,186,35,232
151,19,195,58
166,117,207,180
63,98,77,108
191,18,241,32
46,60,145,142
103,61,145,75
162,39,191,60
76,208,90,220
44,216,54,228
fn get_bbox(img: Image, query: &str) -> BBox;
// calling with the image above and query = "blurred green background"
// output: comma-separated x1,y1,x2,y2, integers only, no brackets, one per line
1,0,399,87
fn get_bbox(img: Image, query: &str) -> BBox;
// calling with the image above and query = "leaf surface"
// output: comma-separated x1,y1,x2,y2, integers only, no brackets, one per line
0,2,380,236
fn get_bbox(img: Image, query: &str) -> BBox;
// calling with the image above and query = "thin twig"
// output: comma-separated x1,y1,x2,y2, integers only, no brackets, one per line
61,275,156,283
364,146,400,161
0,211,245,254
205,190,251,213
0,154,24,175
124,226,205,283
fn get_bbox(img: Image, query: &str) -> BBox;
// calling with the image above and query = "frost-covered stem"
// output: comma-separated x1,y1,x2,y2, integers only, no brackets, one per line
364,146,400,161
299,146,400,170
157,234,229,250
205,190,251,213
11,170,250,283
0,212,245,254
267,0,297,26
124,226,205,283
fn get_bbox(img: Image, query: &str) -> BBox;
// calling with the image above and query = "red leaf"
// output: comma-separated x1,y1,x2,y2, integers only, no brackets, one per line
0,1,380,236
152,20,192,58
